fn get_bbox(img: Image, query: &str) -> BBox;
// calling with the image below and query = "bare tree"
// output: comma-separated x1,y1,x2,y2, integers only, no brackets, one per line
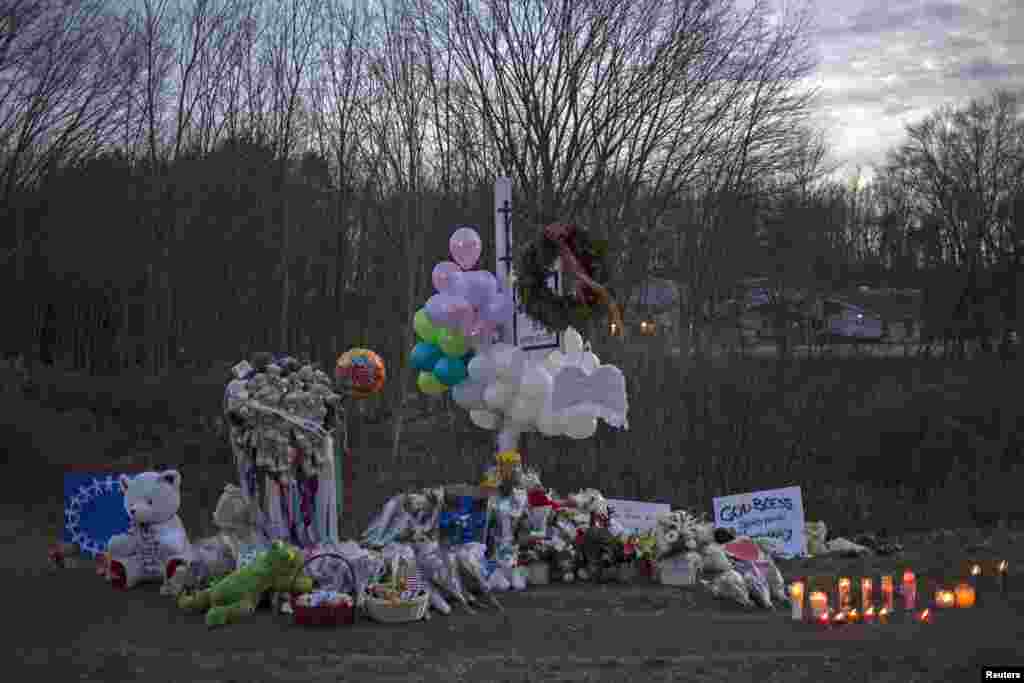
885,90,1024,271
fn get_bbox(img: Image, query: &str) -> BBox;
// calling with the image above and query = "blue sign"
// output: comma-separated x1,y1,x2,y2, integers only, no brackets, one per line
63,467,141,558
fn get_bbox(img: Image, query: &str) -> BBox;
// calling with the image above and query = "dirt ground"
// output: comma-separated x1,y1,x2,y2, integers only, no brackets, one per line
2,372,1022,682
6,511,1023,683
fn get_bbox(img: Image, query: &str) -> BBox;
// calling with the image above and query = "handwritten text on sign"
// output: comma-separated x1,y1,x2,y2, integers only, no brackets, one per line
712,485,806,558
607,499,670,534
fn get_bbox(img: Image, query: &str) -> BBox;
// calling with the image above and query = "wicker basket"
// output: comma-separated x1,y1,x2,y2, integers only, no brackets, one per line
289,553,356,627
364,591,430,623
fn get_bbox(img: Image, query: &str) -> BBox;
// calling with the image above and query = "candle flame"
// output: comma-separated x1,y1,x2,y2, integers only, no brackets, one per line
918,608,931,622
998,560,1008,573
865,606,875,617
878,607,889,617
902,570,915,581
970,564,981,576
839,577,851,587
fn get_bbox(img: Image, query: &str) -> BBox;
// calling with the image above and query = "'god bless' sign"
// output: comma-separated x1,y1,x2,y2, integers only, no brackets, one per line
712,485,806,558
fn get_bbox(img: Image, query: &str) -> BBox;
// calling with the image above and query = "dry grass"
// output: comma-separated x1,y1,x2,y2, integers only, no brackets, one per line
4,352,1022,538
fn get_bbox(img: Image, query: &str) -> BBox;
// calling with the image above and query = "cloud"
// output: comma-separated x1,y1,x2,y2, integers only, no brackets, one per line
802,0,1024,177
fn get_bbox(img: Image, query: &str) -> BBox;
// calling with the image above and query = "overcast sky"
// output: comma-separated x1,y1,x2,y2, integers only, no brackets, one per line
794,0,1024,182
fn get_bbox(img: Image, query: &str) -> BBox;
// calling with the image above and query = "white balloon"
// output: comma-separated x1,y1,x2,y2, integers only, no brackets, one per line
452,380,486,409
563,327,584,354
497,347,526,380
520,364,553,397
564,413,597,439
562,351,586,370
467,354,497,384
507,395,541,424
537,414,561,437
581,351,601,374
469,409,501,430
544,351,565,373
485,381,519,411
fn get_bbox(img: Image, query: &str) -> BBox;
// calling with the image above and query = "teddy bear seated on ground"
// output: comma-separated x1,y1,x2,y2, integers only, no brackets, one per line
164,483,272,597
108,470,191,590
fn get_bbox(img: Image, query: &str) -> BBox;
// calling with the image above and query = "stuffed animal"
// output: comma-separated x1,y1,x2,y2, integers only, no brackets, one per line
805,521,828,556
107,470,191,590
177,541,313,628
163,484,271,597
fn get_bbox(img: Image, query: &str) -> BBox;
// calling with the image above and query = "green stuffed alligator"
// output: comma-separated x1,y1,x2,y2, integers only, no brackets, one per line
178,540,314,628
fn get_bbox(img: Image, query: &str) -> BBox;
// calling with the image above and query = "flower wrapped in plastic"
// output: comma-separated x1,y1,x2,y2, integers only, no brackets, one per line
654,509,705,559
411,541,476,613
707,569,754,608
453,542,502,611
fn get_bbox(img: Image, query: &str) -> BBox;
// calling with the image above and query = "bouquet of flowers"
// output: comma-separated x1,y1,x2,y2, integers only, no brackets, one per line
654,509,706,559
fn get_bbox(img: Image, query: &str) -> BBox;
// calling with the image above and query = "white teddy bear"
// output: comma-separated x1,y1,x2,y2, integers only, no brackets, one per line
108,470,191,590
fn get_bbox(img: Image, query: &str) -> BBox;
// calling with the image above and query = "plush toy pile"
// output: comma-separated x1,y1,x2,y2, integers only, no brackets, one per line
90,459,797,630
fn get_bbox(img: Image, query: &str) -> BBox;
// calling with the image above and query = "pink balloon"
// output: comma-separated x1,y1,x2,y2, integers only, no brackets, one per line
469,319,497,341
432,261,460,292
449,226,482,270
459,304,480,335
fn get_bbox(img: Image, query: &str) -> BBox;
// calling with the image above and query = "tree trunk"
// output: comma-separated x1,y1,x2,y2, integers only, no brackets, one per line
279,179,292,352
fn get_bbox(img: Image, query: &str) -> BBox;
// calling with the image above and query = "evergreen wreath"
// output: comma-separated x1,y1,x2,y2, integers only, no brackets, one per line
513,223,616,334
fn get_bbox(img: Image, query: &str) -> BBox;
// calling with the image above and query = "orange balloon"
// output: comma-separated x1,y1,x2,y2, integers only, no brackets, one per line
335,348,386,398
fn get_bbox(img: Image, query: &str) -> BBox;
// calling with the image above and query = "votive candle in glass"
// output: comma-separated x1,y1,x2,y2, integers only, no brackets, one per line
861,577,873,612
954,582,976,608
881,575,895,611
789,581,805,621
863,605,877,623
809,591,829,620
902,570,917,610
838,577,852,610
934,588,956,608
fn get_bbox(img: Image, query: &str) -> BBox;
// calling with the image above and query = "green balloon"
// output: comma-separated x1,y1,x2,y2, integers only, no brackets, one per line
417,370,447,395
438,326,467,357
414,309,439,344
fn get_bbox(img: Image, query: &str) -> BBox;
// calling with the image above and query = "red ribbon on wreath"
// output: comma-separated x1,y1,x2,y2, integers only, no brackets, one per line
543,222,624,335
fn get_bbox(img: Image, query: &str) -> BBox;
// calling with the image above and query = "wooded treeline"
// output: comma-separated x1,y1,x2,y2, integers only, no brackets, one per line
1,0,1022,402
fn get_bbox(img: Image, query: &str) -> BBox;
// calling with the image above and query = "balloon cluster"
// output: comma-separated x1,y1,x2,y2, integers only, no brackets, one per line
451,328,621,440
411,227,515,395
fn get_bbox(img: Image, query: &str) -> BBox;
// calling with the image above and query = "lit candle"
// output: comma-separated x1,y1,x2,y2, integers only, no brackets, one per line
877,606,890,624
902,570,916,611
847,608,860,623
816,609,831,627
934,588,955,608
998,560,1008,598
838,577,852,610
861,577,873,612
809,591,829,620
832,609,847,625
954,582,976,608
789,581,805,621
863,605,876,623
881,575,894,611
968,563,982,600
917,608,932,623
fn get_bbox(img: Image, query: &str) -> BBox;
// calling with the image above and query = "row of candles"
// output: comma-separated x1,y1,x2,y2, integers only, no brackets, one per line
788,560,1008,626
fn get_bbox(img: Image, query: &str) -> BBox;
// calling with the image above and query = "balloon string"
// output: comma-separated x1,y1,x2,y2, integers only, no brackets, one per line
543,223,624,336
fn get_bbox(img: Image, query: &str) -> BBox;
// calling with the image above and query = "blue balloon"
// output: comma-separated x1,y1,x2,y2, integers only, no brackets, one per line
433,356,468,386
410,342,443,372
